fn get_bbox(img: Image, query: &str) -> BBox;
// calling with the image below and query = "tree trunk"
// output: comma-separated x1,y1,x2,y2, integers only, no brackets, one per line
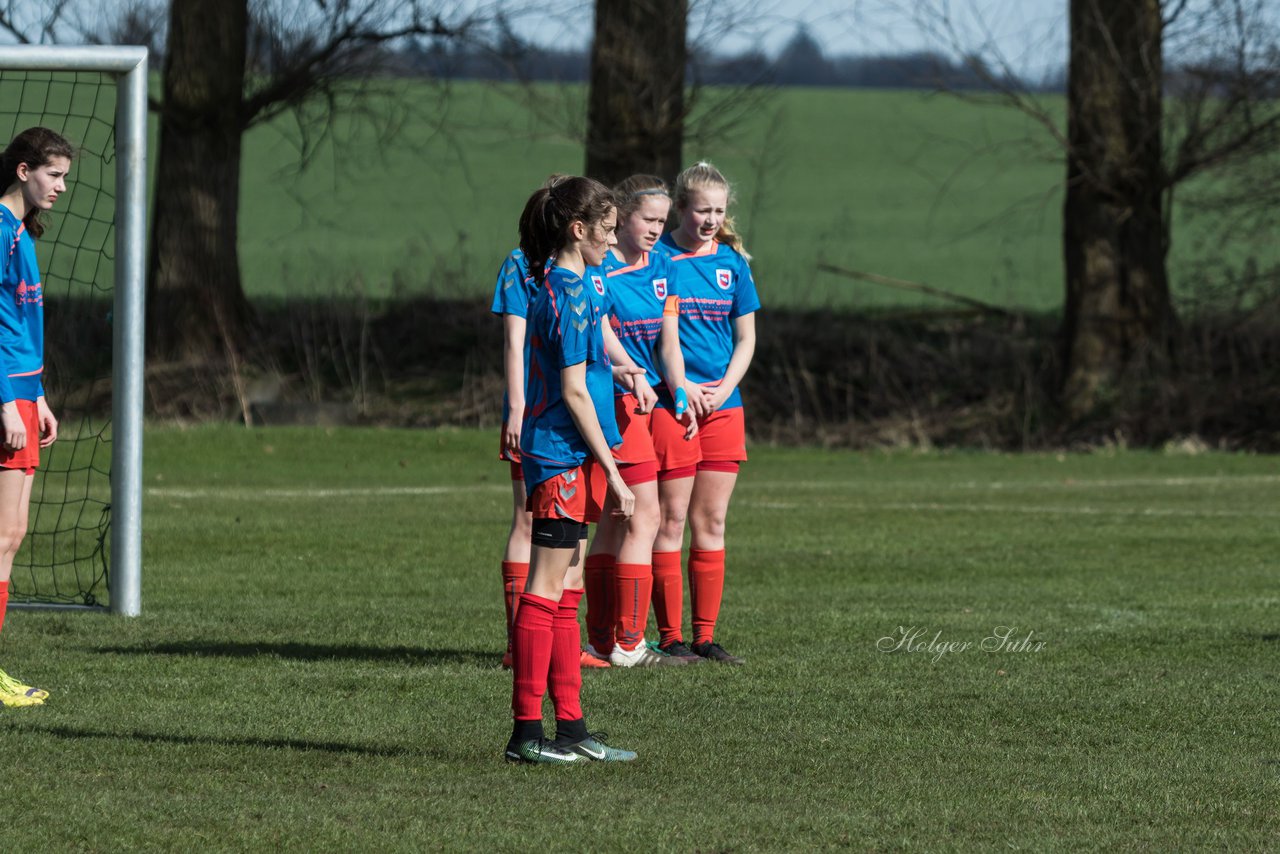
1060,0,1173,418
585,0,687,188
147,0,253,362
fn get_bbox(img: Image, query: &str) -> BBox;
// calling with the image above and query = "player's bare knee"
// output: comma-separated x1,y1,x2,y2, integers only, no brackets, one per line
0,525,26,557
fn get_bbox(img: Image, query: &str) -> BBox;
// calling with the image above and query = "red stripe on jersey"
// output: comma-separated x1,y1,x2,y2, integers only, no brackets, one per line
668,239,719,261
606,252,649,277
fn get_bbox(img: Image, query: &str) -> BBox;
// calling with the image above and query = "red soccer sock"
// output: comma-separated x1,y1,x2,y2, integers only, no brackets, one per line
501,561,529,652
0,580,7,637
689,548,726,645
613,563,653,651
650,550,684,646
510,593,557,721
583,554,616,655
548,588,584,722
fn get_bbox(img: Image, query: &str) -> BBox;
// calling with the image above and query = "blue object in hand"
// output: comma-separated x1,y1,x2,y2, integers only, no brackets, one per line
674,387,688,418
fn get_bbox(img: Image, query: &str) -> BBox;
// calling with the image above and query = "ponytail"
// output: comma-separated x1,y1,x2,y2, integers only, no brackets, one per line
517,175,617,285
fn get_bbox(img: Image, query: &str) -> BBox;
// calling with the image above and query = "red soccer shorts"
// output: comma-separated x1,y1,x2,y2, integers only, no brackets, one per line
648,404,703,473
0,399,40,472
697,406,747,463
612,393,658,467
527,458,605,524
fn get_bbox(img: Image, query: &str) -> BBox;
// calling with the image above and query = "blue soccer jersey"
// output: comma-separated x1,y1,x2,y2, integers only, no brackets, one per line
604,250,677,394
520,265,622,491
489,248,538,422
0,206,45,403
655,234,760,410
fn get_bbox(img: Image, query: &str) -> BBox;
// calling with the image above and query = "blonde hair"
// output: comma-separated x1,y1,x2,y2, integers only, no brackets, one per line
673,161,750,260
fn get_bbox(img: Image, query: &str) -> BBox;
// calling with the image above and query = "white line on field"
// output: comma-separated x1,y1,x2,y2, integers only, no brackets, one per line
148,485,509,500
146,472,1279,503
742,474,1280,491
884,501,1280,519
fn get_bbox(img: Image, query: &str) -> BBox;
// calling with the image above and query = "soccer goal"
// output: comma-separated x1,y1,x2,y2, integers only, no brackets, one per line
0,46,146,616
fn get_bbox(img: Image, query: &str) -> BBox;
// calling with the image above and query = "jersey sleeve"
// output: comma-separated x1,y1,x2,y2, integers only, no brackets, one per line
554,277,594,370
730,254,761,319
490,250,531,318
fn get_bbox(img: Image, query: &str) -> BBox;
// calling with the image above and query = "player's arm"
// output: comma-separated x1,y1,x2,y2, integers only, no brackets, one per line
502,313,526,453
36,395,57,448
603,321,654,413
561,361,635,519
702,312,756,414
0,239,25,451
658,311,698,438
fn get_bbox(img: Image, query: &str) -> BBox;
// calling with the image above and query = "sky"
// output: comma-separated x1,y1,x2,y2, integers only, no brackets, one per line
504,0,1070,76
14,0,1277,80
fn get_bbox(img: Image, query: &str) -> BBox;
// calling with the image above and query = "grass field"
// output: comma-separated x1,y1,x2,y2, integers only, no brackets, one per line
2,425,1277,849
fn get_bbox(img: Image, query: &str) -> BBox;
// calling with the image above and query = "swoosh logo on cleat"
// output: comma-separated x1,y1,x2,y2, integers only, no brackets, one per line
573,743,606,760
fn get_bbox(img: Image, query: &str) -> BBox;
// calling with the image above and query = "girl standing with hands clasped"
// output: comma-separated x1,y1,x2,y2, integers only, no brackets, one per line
0,127,69,708
504,176,638,764
651,162,758,666
581,174,697,668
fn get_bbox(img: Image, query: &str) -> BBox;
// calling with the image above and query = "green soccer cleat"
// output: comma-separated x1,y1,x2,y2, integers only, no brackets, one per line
0,668,48,701
504,738,585,765
565,733,637,762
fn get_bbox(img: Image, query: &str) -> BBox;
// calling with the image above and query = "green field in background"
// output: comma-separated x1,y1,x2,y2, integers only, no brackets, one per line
3,73,1273,311
1,426,1277,849
238,82,1072,308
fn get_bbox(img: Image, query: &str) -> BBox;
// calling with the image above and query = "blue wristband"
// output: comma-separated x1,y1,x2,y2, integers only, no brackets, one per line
674,387,688,417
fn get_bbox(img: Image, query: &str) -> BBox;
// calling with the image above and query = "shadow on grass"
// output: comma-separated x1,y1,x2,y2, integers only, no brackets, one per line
19,723,447,759
95,640,497,668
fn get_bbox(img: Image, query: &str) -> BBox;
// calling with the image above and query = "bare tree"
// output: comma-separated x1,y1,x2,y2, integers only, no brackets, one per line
585,0,687,187
146,0,468,362
1059,0,1171,417
916,0,1280,418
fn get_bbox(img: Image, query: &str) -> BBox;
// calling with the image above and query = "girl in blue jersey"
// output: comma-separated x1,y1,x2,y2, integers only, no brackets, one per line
0,127,71,708
490,177,630,671
490,244,536,669
504,176,638,764
582,174,698,668
651,162,759,666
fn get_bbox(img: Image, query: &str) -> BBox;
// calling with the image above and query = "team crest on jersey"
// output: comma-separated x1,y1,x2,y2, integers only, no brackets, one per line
652,277,668,300
715,269,733,290
591,275,605,296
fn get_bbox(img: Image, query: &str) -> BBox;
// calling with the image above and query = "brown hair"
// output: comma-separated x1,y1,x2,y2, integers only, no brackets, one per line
673,161,750,260
612,174,670,220
518,175,617,286
1,126,74,238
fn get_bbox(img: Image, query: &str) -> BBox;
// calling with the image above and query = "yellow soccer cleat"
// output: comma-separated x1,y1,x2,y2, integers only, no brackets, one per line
0,689,43,708
0,668,49,701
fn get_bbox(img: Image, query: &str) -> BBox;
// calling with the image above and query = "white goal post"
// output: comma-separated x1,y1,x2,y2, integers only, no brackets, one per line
0,45,146,617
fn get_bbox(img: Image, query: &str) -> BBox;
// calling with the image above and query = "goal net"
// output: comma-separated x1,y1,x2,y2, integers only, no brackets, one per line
0,47,146,615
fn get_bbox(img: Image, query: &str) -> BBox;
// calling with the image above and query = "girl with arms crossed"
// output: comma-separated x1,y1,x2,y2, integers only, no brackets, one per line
0,127,69,707
505,176,637,763
651,162,758,665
